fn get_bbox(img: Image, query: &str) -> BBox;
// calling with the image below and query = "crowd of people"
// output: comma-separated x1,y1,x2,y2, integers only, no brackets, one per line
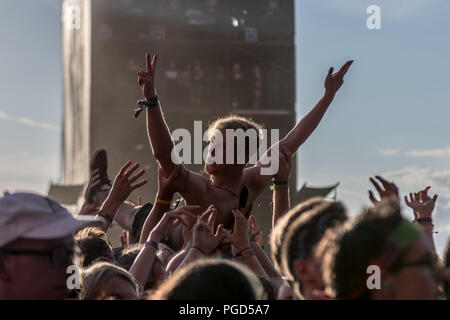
1,52,449,300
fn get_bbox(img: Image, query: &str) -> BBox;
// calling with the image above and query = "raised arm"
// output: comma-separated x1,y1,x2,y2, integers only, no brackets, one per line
138,53,176,175
272,149,292,227
280,60,353,154
244,60,353,192
96,161,147,232
226,209,269,279
405,186,438,254
130,209,196,288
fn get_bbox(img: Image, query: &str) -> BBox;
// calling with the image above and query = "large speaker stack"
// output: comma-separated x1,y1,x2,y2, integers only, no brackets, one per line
62,0,296,248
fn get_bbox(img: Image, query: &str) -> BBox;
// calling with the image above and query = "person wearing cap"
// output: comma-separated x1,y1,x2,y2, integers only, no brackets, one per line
0,159,148,299
0,192,97,300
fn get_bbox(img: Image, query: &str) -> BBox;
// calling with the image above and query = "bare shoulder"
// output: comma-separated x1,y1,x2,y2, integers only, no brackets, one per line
179,166,209,195
242,165,260,186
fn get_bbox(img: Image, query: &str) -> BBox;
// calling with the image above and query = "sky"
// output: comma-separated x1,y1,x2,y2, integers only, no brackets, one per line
0,0,450,253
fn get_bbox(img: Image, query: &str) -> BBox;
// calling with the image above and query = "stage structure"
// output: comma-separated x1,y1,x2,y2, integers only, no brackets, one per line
59,0,301,248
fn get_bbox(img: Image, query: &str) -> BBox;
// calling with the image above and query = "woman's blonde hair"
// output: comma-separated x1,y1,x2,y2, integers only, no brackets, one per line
80,261,140,300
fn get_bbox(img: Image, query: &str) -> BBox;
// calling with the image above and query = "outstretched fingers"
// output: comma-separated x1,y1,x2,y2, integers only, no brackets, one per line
124,163,141,179
207,208,217,232
215,224,224,239
146,53,152,73
327,67,334,78
338,60,353,78
151,53,157,73
130,179,147,191
432,194,438,203
129,168,146,183
119,161,133,176
369,190,378,204
369,177,383,194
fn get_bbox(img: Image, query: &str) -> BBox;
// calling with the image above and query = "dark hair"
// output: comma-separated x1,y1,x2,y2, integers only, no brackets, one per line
131,202,153,244
324,199,404,299
270,197,326,276
281,201,348,298
149,259,264,300
75,227,113,267
258,277,277,300
116,244,143,271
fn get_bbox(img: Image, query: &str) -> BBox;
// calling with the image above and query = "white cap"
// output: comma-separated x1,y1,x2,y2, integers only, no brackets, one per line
0,192,99,247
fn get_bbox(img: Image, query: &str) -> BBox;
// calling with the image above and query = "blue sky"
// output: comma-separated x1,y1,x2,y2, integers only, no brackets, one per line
296,0,450,253
1,0,449,253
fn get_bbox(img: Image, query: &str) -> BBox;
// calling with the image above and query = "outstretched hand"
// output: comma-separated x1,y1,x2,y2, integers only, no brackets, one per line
249,215,263,246
192,205,225,255
149,206,198,243
405,186,438,219
138,53,157,100
158,165,184,199
223,209,252,252
368,175,399,204
324,60,353,96
107,161,147,206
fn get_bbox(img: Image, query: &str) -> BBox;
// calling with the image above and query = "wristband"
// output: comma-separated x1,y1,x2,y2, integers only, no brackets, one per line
145,239,159,250
134,96,159,118
191,246,207,256
234,247,253,258
156,198,172,205
97,211,113,224
270,184,289,191
414,217,433,224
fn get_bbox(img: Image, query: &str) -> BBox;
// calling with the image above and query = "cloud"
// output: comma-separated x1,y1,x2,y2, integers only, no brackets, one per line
405,148,450,158
379,148,399,156
0,110,60,132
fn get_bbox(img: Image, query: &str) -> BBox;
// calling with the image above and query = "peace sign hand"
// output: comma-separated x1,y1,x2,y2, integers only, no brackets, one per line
137,53,157,100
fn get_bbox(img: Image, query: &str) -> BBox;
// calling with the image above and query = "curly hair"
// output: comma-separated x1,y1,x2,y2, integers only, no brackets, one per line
75,227,113,267
280,201,348,298
207,114,264,154
269,197,326,276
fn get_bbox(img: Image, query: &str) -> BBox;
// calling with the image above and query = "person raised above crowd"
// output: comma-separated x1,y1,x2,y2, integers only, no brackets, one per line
136,52,353,227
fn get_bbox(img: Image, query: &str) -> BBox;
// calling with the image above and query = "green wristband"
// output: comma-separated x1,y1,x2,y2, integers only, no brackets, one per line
270,184,289,191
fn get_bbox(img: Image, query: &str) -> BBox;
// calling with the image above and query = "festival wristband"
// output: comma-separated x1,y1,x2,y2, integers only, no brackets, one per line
414,217,433,224
156,198,172,205
270,184,289,191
